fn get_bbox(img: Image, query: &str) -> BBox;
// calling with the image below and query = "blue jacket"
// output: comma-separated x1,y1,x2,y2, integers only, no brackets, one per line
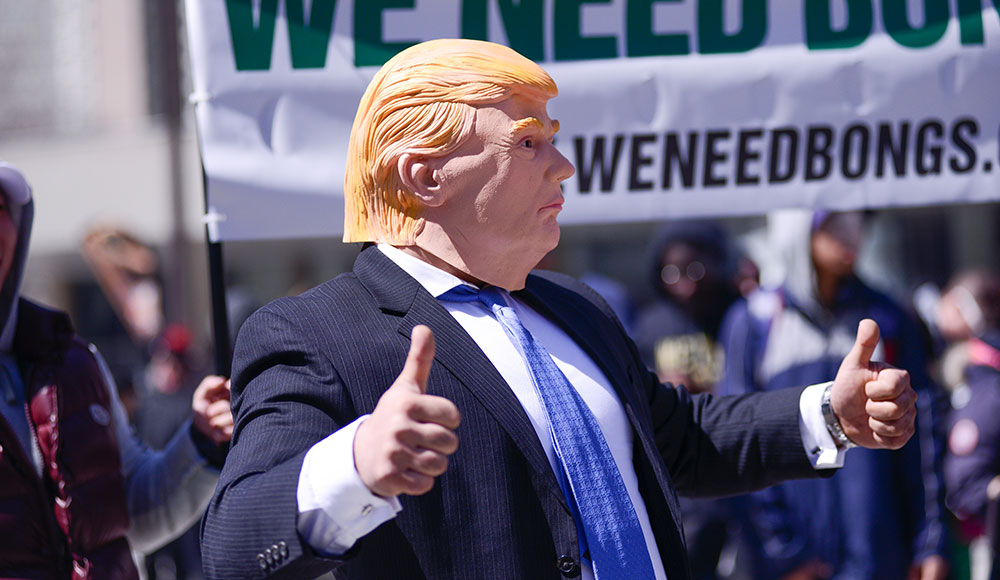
944,331,1000,534
720,273,948,579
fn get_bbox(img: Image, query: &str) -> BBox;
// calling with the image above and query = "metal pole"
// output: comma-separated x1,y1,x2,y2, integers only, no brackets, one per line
171,0,231,376
205,233,231,377
159,0,188,326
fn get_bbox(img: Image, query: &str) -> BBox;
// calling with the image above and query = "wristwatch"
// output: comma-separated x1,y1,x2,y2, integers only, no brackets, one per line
821,383,857,449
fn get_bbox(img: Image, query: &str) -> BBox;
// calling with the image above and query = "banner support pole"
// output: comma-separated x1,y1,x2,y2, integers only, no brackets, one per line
206,239,231,377
202,166,231,377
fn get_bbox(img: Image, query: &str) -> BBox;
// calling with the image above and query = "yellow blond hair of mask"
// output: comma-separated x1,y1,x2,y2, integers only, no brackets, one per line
343,38,558,244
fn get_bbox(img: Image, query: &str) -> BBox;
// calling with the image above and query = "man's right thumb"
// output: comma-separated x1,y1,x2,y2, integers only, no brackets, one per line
844,318,880,370
397,325,435,393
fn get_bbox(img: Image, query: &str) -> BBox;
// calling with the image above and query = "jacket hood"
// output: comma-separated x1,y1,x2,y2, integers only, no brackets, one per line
0,162,34,353
765,209,823,318
642,220,740,339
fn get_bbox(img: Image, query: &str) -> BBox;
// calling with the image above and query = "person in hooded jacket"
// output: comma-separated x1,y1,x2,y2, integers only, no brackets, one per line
719,210,949,580
633,220,743,392
0,161,233,579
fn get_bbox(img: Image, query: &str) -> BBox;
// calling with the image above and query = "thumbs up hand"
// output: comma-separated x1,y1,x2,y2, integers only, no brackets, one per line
830,319,917,450
354,325,461,498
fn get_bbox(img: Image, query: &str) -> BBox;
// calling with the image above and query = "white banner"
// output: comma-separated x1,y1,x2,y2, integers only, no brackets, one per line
186,0,1000,242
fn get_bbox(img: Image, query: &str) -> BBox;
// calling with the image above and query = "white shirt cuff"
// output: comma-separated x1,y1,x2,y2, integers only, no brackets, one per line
297,415,402,556
799,382,846,469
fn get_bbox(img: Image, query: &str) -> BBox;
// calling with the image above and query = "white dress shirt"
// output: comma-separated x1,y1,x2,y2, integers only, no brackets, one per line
296,245,845,575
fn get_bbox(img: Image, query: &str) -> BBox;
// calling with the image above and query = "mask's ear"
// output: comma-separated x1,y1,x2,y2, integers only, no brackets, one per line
398,153,445,208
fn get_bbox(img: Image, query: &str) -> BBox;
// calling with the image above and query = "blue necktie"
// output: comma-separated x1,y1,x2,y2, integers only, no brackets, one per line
439,285,657,580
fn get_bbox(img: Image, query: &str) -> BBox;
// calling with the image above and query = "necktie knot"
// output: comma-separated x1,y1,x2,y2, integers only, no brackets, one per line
437,285,508,313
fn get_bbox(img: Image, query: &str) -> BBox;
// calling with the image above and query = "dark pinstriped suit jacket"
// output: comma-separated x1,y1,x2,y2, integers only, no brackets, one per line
201,246,819,580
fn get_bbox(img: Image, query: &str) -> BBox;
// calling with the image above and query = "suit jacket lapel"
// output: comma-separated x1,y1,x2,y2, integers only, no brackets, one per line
515,279,648,427
353,248,568,509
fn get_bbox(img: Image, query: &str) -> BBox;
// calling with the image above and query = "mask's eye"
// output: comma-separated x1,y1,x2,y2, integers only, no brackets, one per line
522,138,534,149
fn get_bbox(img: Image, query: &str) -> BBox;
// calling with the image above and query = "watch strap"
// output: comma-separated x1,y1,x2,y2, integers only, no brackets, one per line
821,382,858,449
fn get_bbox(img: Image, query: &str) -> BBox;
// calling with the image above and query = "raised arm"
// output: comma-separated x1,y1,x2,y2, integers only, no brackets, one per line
201,306,460,580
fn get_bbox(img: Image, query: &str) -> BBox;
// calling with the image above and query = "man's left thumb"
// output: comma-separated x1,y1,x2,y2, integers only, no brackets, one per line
843,319,880,370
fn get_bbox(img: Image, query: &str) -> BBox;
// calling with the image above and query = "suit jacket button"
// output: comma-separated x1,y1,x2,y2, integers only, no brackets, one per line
556,555,580,577
257,554,268,570
278,541,288,558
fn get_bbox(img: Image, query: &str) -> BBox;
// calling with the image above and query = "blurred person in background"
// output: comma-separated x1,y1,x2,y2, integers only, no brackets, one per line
719,209,949,580
0,161,232,579
633,220,743,390
938,270,1000,580
81,227,165,348
631,220,752,580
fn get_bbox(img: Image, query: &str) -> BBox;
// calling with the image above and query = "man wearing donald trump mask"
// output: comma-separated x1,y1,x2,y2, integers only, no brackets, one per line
202,39,917,580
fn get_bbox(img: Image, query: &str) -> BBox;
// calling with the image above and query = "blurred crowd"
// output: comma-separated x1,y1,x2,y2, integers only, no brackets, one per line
626,211,1000,580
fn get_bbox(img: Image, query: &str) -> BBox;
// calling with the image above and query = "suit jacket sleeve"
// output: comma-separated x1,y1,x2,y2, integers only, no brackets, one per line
551,273,820,499
644,355,816,498
201,304,359,580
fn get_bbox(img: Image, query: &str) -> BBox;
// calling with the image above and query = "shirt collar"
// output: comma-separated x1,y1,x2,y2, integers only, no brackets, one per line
377,243,476,298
